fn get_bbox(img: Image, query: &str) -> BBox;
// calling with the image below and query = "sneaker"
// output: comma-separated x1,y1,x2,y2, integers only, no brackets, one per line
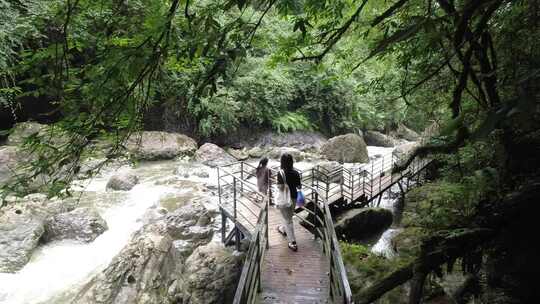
277,226,287,237
288,242,298,251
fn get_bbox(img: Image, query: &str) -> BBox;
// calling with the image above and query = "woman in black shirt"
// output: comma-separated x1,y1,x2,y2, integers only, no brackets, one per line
276,153,301,251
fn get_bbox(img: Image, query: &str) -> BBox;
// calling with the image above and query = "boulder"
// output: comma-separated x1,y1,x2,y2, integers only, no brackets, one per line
6,121,46,145
320,133,369,163
43,207,108,243
227,148,249,161
0,146,19,184
393,142,420,163
73,222,177,304
195,143,236,167
335,207,393,240
391,227,426,260
247,146,266,158
106,170,139,191
177,243,243,304
0,210,45,273
7,122,71,148
268,146,305,161
2,193,77,219
165,203,214,244
391,123,420,141
127,131,198,160
73,201,215,304
254,131,327,152
364,131,395,147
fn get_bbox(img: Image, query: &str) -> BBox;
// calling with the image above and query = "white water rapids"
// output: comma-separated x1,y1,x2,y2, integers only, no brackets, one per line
0,162,196,304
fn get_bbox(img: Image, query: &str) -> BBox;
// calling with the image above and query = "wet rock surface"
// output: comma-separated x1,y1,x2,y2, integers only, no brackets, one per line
335,207,394,241
195,143,236,167
0,210,45,273
6,122,46,146
43,207,108,243
253,131,327,152
227,148,249,161
390,123,420,142
320,133,369,163
106,170,140,191
127,131,198,160
72,200,237,304
268,146,305,161
0,146,19,184
393,142,420,163
176,243,243,304
364,131,395,147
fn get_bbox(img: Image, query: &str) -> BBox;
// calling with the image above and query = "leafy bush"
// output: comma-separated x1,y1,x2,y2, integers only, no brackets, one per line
271,111,314,133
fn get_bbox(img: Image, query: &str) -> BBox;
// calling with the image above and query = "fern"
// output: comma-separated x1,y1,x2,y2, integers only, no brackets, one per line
271,111,314,133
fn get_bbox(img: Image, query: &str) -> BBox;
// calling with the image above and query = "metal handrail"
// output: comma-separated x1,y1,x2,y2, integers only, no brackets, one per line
267,170,353,304
225,156,433,304
232,195,269,304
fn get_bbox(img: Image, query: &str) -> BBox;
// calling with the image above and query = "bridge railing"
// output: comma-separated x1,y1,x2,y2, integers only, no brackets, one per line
218,163,268,246
232,195,269,304
294,183,354,304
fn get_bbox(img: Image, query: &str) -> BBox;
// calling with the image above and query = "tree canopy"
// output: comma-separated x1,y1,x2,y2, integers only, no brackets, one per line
1,1,539,302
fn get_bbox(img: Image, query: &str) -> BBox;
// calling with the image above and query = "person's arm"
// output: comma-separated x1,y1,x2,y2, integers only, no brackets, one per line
295,170,302,190
277,170,286,191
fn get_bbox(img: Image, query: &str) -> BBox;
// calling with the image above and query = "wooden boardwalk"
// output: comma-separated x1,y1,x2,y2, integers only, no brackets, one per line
259,207,330,304
218,156,432,304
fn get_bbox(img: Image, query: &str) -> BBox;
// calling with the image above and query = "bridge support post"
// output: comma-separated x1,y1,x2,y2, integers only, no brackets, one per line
233,177,241,251
221,209,226,243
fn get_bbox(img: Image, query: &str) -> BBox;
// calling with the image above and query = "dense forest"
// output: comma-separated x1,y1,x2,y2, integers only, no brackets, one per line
1,0,539,303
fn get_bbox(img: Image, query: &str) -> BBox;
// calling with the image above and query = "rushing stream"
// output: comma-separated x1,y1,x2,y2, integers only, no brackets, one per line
0,145,399,304
0,161,215,304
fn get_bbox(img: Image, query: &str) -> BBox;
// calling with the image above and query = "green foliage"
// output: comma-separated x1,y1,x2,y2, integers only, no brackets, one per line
272,111,313,133
340,242,412,303
403,171,499,230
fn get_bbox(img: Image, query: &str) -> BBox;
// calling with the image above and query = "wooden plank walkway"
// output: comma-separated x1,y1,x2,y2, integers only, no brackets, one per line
220,157,431,304
259,207,330,304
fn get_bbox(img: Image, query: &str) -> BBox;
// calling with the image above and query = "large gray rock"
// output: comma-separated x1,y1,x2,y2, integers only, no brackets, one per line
177,243,243,304
393,142,420,163
195,143,236,167
43,207,108,243
7,122,71,148
0,210,45,273
364,131,395,147
254,131,327,152
165,203,214,244
335,207,393,241
0,146,19,184
227,148,249,161
127,131,198,160
320,133,369,163
391,123,420,141
73,201,215,304
106,170,139,191
268,146,305,161
247,146,266,158
3,193,77,219
6,122,46,145
73,222,176,304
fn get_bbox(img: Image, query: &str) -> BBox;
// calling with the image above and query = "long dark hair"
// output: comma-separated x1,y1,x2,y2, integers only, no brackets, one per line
256,157,268,174
280,153,294,172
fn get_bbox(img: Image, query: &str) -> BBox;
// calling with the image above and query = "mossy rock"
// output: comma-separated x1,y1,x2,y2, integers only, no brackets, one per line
340,242,411,304
335,207,393,241
391,227,427,260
